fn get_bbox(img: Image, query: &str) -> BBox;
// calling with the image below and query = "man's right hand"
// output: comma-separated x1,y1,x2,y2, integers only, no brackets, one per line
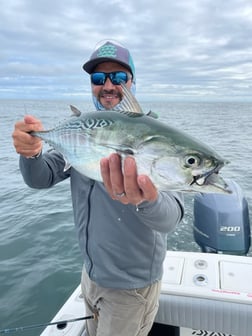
12,115,43,158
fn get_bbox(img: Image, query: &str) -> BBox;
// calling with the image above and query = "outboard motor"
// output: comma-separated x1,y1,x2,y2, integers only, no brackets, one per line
193,179,251,255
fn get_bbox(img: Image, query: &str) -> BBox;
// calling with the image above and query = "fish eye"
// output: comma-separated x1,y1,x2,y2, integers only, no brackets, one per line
184,154,201,168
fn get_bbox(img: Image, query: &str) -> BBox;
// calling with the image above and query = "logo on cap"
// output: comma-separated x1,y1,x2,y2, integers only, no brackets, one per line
97,44,117,58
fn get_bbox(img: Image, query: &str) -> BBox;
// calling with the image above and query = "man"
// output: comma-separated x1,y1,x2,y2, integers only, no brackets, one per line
12,40,184,336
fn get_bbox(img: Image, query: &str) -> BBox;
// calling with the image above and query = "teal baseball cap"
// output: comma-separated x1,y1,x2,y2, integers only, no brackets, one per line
83,40,135,80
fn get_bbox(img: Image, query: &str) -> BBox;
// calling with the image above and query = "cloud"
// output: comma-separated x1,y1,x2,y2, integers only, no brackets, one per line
0,0,252,100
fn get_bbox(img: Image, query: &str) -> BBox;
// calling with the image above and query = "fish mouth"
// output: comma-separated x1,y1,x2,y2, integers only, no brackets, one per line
190,162,231,193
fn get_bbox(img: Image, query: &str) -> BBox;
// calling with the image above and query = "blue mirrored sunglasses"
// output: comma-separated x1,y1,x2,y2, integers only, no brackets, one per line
90,71,131,86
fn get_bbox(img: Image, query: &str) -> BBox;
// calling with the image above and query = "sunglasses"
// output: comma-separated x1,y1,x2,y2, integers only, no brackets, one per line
90,71,131,86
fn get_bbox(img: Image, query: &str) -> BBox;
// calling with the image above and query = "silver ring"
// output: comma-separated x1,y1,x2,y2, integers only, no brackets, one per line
115,191,126,198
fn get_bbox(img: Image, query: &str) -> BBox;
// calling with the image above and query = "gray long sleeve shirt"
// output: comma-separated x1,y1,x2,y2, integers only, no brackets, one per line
20,150,184,289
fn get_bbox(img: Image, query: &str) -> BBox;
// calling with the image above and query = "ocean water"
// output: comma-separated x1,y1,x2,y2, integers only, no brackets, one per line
0,100,251,335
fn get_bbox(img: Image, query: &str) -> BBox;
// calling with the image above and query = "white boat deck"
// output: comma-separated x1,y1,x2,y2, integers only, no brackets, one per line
41,251,252,336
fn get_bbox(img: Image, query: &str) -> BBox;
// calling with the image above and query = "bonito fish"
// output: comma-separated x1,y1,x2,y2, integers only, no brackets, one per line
31,85,230,193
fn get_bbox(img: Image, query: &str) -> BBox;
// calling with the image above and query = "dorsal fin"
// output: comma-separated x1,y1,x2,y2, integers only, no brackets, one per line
70,104,82,117
116,83,144,114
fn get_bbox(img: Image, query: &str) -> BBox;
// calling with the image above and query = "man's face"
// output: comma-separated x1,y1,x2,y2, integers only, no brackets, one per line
91,62,133,110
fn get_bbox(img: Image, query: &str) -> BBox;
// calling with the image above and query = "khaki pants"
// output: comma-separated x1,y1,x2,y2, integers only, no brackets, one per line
81,268,161,336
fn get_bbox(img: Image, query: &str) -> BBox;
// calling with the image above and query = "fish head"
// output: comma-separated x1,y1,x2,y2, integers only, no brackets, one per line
151,150,230,194
185,153,231,193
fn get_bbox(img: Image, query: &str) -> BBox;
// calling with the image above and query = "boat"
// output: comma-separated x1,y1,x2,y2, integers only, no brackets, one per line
40,180,251,336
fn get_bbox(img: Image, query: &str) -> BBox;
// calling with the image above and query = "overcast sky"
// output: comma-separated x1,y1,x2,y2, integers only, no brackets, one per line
1,0,252,101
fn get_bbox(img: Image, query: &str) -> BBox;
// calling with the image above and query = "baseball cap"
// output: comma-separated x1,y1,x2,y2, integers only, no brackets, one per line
83,39,135,80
